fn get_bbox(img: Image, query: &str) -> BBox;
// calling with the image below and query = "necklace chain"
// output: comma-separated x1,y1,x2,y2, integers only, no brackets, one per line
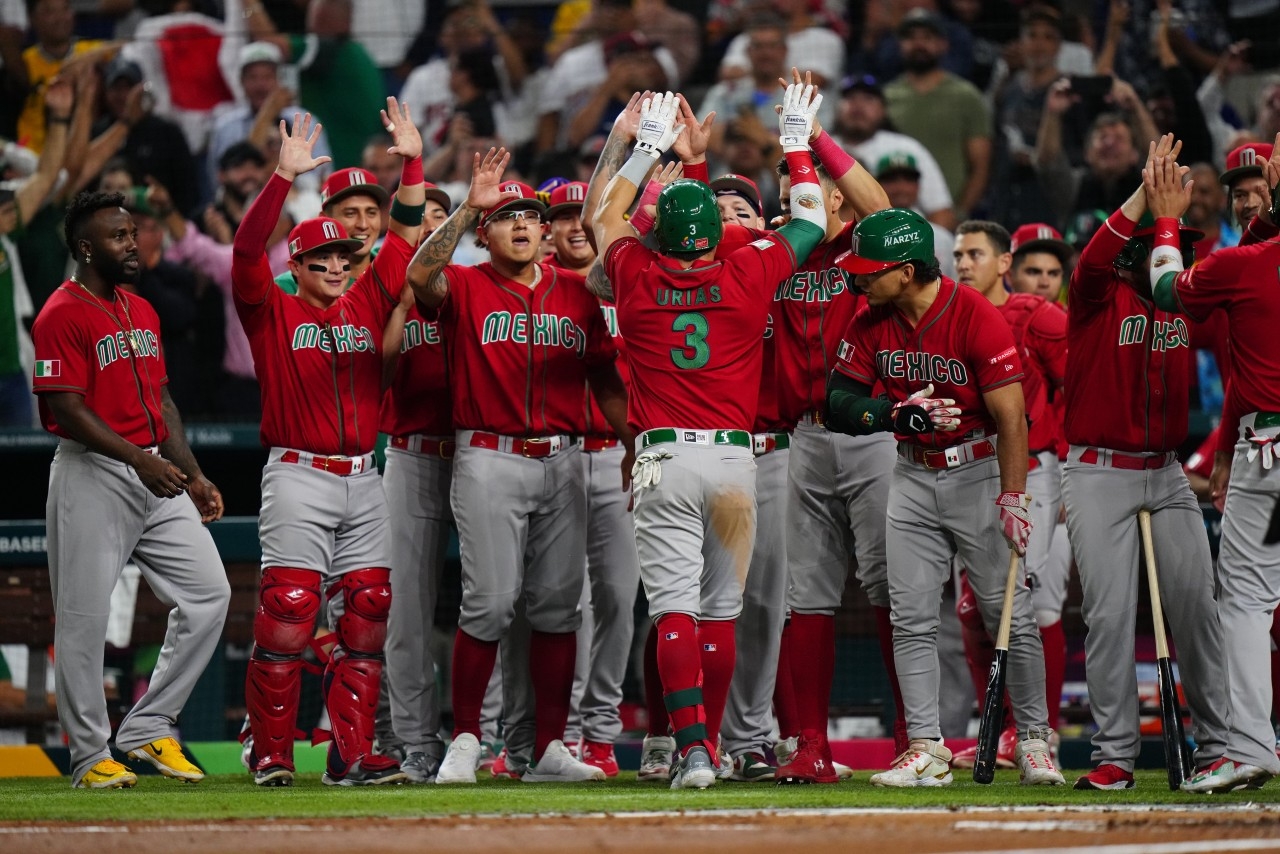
71,275,141,355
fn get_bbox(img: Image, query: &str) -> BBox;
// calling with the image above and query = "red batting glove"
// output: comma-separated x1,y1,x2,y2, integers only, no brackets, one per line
996,491,1033,555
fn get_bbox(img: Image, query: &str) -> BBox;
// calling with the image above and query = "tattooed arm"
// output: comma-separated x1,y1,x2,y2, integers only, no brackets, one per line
583,91,649,252
584,259,614,302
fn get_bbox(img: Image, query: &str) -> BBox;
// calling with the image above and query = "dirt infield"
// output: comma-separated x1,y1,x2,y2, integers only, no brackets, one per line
10,805,1280,854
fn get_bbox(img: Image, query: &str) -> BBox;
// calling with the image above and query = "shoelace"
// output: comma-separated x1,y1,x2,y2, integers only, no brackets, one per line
891,749,925,769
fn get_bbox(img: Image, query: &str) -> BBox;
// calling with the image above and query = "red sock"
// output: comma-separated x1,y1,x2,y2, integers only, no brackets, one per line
873,605,908,751
643,624,670,736
697,620,736,746
655,613,707,755
1039,620,1066,730
773,620,800,738
530,629,576,761
451,629,498,737
786,613,835,735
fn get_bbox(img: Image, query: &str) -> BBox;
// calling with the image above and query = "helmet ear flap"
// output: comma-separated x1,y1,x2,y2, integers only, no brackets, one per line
1113,237,1149,272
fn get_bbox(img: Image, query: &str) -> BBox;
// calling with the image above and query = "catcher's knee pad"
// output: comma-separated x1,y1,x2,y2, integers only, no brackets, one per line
253,567,323,656
955,572,985,631
330,567,391,655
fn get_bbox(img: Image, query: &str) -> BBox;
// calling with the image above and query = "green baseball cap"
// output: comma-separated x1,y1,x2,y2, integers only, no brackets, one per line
874,152,921,180
835,208,935,275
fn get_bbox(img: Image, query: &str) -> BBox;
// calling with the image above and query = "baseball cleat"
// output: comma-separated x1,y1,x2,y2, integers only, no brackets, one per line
322,754,409,786
75,758,138,790
729,752,775,782
253,764,294,787
835,761,854,781
490,746,528,779
670,745,716,790
579,739,620,777
127,737,204,782
773,735,799,766
436,732,482,784
1015,728,1065,786
1181,757,1272,794
522,739,607,783
951,724,1017,770
775,731,839,785
477,740,498,773
870,739,953,788
400,751,439,783
1073,763,1134,790
638,735,675,782
715,740,734,780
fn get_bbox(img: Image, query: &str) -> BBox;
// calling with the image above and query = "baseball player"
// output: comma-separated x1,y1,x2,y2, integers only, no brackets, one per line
947,221,1069,771
32,190,231,789
377,181,456,783
589,86,829,789
405,148,627,785
1147,136,1280,793
1062,135,1229,791
1007,223,1071,302
276,166,388,295
827,207,1064,788
233,103,426,787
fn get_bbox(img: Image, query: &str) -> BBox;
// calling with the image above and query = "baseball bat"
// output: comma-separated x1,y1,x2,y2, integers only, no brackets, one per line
1138,509,1190,791
973,549,1020,784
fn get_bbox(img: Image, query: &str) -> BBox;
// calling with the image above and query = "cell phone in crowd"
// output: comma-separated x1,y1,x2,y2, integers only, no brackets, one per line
1068,75,1112,101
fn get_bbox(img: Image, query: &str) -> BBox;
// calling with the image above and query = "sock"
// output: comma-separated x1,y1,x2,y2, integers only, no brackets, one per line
697,620,736,748
643,623,670,737
873,605,909,753
1039,620,1066,730
530,629,576,762
655,613,707,756
773,619,800,738
786,612,835,736
450,629,498,737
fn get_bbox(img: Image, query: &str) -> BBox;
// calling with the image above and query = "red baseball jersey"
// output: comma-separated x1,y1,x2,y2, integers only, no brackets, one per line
1064,211,1193,452
31,283,169,446
754,314,787,432
379,301,452,437
604,231,801,433
440,261,617,436
583,297,628,436
833,276,1024,448
233,232,416,456
996,294,1067,454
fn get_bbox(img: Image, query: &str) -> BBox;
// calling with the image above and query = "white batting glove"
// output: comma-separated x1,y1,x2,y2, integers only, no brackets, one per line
631,450,673,491
778,82,822,151
1247,427,1279,471
904,383,962,432
997,491,1033,556
634,92,684,159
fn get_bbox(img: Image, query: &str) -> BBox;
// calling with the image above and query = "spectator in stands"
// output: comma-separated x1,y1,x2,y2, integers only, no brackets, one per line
212,142,268,237
361,131,399,209
207,42,332,196
0,0,29,139
1184,162,1236,255
833,74,955,229
859,0,975,84
1143,4,1215,168
884,8,991,218
348,0,425,95
872,151,956,279
939,0,1016,91
632,0,700,86
1096,0,1230,97
717,0,843,88
17,0,113,154
565,32,667,152
1196,40,1251,165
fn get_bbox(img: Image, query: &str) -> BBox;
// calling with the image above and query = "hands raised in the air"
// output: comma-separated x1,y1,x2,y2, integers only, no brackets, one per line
465,147,519,212
382,96,423,162
275,113,332,180
634,91,685,159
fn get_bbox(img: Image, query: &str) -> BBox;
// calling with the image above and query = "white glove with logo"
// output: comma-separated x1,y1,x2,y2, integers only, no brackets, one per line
901,383,962,432
634,91,684,159
778,82,823,151
631,450,673,491
1246,426,1279,471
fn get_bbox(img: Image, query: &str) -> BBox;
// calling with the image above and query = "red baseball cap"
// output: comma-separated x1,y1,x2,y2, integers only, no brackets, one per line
479,181,546,226
546,181,589,219
423,181,452,212
710,173,763,217
320,167,389,209
1220,142,1273,186
1009,223,1072,263
287,216,363,259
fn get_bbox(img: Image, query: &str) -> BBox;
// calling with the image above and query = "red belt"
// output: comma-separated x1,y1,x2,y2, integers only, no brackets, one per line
278,450,372,476
468,432,572,458
902,438,996,470
581,436,620,452
1078,447,1173,470
390,435,456,459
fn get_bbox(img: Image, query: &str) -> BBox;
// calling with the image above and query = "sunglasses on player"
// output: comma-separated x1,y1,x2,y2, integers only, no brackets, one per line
486,209,544,225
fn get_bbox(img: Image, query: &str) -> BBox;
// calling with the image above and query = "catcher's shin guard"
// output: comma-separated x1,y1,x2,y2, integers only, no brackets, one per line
323,568,392,773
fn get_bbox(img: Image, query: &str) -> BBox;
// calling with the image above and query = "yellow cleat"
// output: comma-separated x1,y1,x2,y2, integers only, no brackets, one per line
75,758,138,789
127,737,204,782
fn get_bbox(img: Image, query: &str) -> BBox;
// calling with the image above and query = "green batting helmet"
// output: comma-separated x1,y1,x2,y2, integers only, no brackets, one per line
654,179,723,256
835,208,935,275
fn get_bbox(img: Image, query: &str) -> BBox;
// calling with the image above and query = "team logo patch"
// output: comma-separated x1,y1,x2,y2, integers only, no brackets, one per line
859,411,874,426
683,431,698,442
837,340,854,361
796,193,821,210
989,346,1017,365
680,235,711,251
289,237,301,255
34,359,60,378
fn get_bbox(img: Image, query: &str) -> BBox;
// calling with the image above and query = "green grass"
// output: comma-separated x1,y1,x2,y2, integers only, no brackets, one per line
2,771,1278,822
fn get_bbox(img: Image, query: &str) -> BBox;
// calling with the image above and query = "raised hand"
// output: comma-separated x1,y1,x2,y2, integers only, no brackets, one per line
465,147,517,212
275,112,332,180
776,68,823,140
612,90,652,142
778,80,822,150
1142,151,1191,219
634,91,684,158
1044,77,1076,116
381,96,423,161
44,76,73,118
672,94,715,163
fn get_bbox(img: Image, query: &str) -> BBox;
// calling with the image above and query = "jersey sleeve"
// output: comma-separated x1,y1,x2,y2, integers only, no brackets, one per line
1071,210,1135,304
1170,249,1240,322
603,236,648,302
355,231,415,322
31,304,88,395
831,306,877,384
970,302,1024,391
724,232,800,302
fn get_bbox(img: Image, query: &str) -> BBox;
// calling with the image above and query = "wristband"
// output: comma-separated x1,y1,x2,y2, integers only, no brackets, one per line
810,130,855,178
682,159,710,186
629,179,663,235
618,150,657,187
390,198,426,226
401,155,424,187
1153,217,1181,251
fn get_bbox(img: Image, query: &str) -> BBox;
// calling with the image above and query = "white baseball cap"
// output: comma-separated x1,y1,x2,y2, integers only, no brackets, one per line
239,41,284,70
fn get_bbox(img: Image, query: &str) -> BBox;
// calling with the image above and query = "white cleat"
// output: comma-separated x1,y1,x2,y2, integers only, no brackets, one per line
870,739,953,788
1017,728,1065,786
835,761,854,781
670,745,717,790
638,735,676,782
435,733,481,784
521,739,606,783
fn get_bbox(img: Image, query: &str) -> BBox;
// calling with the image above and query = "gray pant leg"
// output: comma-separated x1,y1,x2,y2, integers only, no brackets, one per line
786,426,856,615
566,579,590,746
480,648,503,746
723,448,788,757
501,601,534,762
1026,456,1067,623
845,433,895,609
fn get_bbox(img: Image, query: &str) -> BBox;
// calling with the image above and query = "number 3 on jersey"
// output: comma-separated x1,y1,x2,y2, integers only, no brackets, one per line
671,311,709,369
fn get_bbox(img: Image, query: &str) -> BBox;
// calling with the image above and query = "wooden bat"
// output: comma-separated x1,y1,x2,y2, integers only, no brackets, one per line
1138,508,1190,791
973,549,1020,784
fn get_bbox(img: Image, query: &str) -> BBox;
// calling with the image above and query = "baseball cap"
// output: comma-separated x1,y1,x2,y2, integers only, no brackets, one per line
874,152,921,180
423,181,452,211
1220,142,1274,186
841,74,883,99
536,176,570,205
105,56,143,87
1010,223,1072,263
1130,211,1205,242
603,31,655,64
479,181,546,226
287,216,363,259
239,41,284,70
835,208,935,275
546,181,589,219
897,8,947,38
710,173,763,216
320,167,390,209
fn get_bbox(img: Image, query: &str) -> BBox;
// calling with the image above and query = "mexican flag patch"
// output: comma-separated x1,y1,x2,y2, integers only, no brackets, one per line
34,360,60,378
